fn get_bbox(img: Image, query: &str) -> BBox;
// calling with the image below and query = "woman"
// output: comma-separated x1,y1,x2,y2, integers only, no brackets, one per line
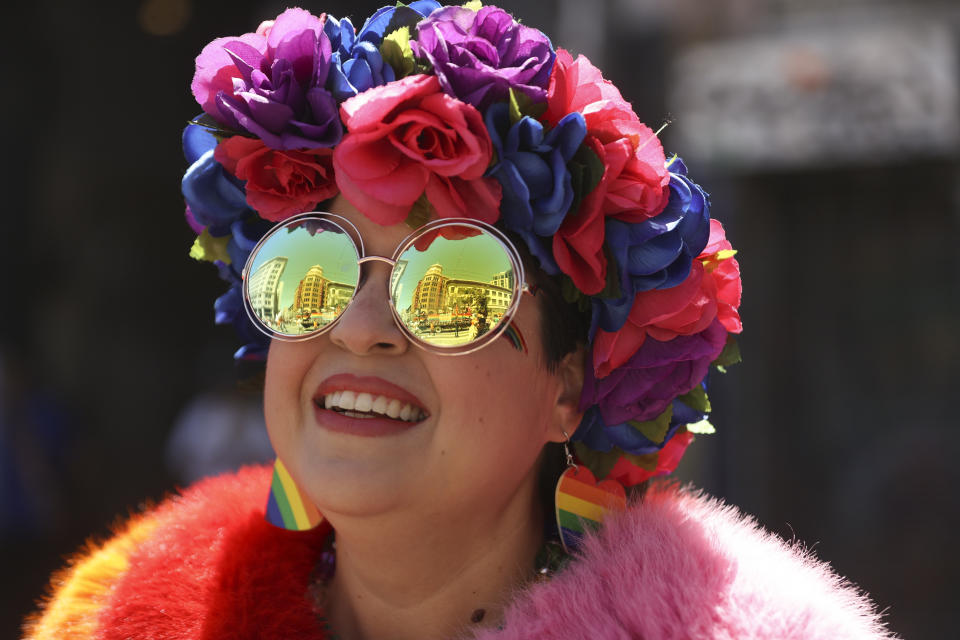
25,4,894,639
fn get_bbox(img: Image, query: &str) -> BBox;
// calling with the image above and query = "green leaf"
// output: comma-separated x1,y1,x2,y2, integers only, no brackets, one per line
677,386,711,413
508,88,548,125
566,143,605,218
595,244,622,300
571,442,618,480
560,276,591,312
713,336,742,372
405,192,434,229
462,0,483,10
189,230,231,264
381,26,416,78
686,419,716,435
626,405,673,445
187,113,239,142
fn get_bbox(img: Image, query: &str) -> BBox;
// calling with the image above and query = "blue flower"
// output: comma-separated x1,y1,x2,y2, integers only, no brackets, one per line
592,161,711,334
484,103,586,273
181,123,249,235
214,284,270,361
325,1,441,101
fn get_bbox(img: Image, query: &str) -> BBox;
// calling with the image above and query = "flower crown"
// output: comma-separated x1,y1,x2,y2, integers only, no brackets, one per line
181,1,743,488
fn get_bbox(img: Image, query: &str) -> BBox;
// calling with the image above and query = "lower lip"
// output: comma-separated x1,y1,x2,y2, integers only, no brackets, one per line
313,403,422,437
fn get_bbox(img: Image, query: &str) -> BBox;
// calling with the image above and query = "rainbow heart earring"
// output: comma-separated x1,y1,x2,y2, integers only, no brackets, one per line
555,433,626,553
265,458,323,531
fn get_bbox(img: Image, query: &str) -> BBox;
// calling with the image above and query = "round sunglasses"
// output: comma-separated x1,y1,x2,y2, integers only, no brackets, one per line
241,213,529,355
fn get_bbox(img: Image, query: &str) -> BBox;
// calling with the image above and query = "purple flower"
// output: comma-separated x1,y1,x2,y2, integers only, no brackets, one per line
412,5,556,109
325,1,441,101
484,103,585,273
181,123,249,235
574,379,709,455
580,320,727,425
197,9,342,149
592,161,711,334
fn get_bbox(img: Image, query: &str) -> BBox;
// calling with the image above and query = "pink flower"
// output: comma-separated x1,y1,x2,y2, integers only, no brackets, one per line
542,50,670,292
192,32,266,116
333,74,500,225
214,136,338,222
591,219,743,378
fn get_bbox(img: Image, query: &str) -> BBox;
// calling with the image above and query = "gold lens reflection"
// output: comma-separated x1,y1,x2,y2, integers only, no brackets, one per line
247,222,359,337
391,228,515,347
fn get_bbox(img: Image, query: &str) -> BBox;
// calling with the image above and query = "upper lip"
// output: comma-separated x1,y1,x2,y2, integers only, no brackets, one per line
313,373,427,413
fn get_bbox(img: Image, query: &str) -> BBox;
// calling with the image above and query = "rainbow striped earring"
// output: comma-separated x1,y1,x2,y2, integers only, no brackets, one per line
554,433,626,553
265,458,323,531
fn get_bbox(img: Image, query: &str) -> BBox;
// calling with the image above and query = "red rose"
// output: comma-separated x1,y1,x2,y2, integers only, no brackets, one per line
591,219,743,378
701,219,743,334
333,74,499,225
214,136,337,222
606,430,695,487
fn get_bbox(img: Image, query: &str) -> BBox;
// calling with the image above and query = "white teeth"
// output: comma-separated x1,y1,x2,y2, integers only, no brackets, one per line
322,391,424,422
354,393,373,412
386,398,402,419
339,390,357,411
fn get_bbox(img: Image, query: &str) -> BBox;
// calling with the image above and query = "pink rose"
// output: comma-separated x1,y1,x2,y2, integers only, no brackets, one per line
544,49,669,223
215,136,338,222
333,74,500,225
591,219,743,378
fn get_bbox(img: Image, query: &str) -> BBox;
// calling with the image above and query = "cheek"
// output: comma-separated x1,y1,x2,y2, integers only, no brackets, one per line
263,340,312,449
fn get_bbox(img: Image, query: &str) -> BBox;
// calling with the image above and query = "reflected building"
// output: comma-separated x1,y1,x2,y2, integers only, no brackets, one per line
410,264,512,321
490,270,514,290
248,256,287,325
290,265,356,325
411,263,448,313
293,265,326,312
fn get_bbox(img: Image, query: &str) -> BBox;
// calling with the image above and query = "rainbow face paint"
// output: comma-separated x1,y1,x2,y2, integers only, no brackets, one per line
265,458,323,531
503,323,528,354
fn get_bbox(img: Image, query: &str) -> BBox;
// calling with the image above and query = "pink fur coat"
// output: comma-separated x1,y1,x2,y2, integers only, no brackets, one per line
475,482,896,639
26,465,896,639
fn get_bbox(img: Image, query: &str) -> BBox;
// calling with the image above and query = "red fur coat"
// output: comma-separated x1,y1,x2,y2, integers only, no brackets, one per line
25,465,896,639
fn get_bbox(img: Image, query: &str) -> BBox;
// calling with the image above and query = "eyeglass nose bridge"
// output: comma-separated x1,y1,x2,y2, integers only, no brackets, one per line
357,255,398,267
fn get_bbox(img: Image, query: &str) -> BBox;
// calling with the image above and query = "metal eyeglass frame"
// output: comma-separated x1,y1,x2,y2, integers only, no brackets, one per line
241,212,530,355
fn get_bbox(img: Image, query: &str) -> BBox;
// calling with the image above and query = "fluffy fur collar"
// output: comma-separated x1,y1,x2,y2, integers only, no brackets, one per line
26,465,895,639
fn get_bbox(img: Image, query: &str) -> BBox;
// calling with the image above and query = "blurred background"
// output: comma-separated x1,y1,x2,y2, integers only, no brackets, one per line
2,0,957,637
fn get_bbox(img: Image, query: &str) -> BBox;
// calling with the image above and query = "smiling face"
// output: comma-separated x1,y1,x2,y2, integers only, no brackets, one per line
264,195,582,522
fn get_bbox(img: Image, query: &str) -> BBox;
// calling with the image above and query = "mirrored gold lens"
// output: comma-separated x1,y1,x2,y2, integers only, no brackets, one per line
390,227,516,348
246,220,359,337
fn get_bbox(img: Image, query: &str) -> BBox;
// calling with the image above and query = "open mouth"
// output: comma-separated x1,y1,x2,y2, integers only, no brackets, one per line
316,390,427,422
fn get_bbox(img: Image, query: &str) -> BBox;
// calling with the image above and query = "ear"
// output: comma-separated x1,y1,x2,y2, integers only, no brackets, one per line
548,345,586,443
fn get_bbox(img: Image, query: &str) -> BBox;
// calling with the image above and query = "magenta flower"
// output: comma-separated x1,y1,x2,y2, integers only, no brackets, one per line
412,5,556,109
192,8,342,150
581,320,728,425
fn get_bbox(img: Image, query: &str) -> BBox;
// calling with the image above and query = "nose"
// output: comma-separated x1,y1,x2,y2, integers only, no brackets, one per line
328,260,408,356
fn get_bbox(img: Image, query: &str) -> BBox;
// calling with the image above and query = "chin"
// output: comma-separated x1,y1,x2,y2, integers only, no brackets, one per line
286,448,422,519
